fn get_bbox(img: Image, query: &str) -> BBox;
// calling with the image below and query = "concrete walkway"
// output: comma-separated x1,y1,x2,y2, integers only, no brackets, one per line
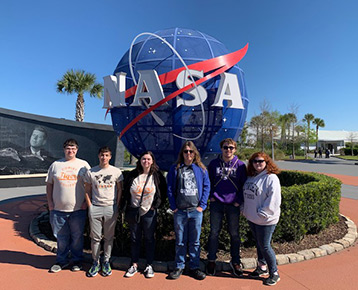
0,157,357,289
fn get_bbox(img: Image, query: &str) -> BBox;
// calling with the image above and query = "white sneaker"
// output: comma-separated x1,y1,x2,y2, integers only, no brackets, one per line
125,265,138,277
144,265,155,278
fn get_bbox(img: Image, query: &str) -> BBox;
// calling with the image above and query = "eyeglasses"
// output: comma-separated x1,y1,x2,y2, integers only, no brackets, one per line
65,147,78,151
183,150,194,154
223,146,235,150
252,159,265,164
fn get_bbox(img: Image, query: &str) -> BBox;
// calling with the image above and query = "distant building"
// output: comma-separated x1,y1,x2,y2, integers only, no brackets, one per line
315,130,358,154
245,126,358,155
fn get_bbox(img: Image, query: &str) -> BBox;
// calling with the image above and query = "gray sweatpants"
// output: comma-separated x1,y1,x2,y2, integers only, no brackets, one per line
88,205,118,263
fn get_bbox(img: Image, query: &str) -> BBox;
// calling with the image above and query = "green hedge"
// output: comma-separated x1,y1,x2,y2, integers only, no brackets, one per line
201,171,341,250
274,171,341,242
237,148,286,161
344,148,358,156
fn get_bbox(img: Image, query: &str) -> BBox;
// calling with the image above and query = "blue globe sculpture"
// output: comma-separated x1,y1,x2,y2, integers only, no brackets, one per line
111,28,249,171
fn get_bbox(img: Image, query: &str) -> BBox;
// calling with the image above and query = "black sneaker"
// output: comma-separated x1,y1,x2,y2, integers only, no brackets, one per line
230,261,243,277
249,266,269,278
168,268,184,280
206,261,216,276
190,269,206,280
264,273,281,286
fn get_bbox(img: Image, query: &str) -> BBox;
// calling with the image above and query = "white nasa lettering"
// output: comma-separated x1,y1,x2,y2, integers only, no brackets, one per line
175,69,207,107
130,70,166,107
103,69,244,109
103,72,126,108
212,73,244,109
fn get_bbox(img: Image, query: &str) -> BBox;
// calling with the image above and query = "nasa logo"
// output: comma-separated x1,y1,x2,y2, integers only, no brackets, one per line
104,28,249,170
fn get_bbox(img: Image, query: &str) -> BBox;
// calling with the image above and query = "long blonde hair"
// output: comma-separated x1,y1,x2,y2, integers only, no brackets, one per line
175,141,206,170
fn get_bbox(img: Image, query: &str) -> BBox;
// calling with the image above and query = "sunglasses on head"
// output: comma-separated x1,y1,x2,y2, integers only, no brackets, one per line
252,159,265,164
183,150,194,154
223,146,235,150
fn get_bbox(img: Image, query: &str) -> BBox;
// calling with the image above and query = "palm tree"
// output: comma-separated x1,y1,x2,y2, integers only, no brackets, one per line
286,113,297,158
279,113,290,150
313,118,325,150
264,110,280,160
56,69,103,122
303,113,315,158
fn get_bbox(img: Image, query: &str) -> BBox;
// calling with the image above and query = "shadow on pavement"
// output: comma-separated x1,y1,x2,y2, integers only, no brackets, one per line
280,158,357,166
0,195,47,242
0,250,53,270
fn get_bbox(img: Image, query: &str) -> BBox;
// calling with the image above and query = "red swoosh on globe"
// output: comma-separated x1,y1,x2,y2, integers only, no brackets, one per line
118,43,248,138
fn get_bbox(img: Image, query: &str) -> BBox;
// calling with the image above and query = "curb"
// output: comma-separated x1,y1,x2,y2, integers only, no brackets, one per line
29,213,357,272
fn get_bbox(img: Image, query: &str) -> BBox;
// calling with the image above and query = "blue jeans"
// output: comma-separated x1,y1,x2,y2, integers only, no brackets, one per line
208,201,241,264
50,209,86,265
248,221,277,274
174,209,203,269
128,209,157,265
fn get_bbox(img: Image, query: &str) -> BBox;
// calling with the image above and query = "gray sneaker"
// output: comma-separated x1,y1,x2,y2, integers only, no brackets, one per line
125,265,138,277
49,263,69,273
144,265,154,278
71,263,82,272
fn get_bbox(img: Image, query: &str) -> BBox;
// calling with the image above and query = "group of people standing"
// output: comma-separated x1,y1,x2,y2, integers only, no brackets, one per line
46,138,282,286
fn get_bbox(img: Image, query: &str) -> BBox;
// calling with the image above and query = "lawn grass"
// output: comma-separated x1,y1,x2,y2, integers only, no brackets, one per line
336,155,358,160
282,155,313,161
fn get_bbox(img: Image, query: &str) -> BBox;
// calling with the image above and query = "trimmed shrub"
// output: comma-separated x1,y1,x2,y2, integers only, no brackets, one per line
274,171,341,242
237,148,285,161
344,148,358,156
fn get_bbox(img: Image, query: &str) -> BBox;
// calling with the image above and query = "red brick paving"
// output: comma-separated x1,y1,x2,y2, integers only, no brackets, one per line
321,173,358,186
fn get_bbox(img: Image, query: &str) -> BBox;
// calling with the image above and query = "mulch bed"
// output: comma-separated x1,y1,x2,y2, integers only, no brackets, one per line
206,215,348,261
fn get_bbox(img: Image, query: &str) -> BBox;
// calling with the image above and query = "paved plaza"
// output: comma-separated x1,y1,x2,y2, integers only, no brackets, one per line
0,157,357,289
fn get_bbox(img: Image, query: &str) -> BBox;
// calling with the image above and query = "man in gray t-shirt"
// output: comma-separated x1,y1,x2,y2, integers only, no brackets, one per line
84,146,123,277
46,139,90,273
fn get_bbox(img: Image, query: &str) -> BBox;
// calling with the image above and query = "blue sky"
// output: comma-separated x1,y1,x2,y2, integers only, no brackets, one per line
1,0,357,131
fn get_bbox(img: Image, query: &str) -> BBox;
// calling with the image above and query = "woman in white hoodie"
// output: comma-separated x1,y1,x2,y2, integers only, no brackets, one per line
243,152,281,286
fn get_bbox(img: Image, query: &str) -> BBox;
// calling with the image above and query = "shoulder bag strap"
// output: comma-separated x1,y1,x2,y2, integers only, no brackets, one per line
138,174,151,207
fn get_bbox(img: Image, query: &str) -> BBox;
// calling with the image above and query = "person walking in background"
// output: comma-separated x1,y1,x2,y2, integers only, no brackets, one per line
318,148,323,158
123,151,167,278
46,139,90,273
206,138,247,277
84,146,123,277
325,148,330,158
166,141,210,281
243,152,281,286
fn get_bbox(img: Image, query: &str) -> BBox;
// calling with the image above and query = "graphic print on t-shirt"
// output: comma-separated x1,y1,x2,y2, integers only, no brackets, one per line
58,166,78,187
243,182,259,200
180,168,198,196
216,166,237,180
94,174,114,189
